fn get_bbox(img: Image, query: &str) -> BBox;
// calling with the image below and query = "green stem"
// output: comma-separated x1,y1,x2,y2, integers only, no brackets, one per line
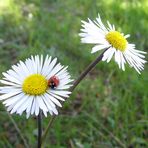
41,116,55,144
38,111,42,148
69,49,107,92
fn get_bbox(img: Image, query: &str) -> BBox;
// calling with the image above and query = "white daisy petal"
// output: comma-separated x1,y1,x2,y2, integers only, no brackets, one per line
35,98,40,116
34,55,40,73
42,95,54,111
26,112,31,119
19,61,30,76
47,93,62,107
106,48,116,63
49,90,71,98
12,65,26,80
0,89,22,100
36,96,48,112
125,55,141,74
10,95,29,114
39,55,44,72
47,63,64,79
49,110,53,115
31,56,38,73
120,52,125,71
57,84,72,90
44,93,56,108
16,95,30,113
43,93,59,115
2,72,22,85
3,93,25,106
0,80,20,87
49,93,65,101
56,66,68,77
51,107,58,115
124,34,130,38
26,96,34,113
57,72,69,80
43,110,47,117
102,48,113,62
31,98,36,115
41,56,52,75
91,44,110,53
107,21,114,31
116,50,122,69
44,58,57,77
58,79,74,87
25,59,35,74
0,87,21,94
7,70,22,82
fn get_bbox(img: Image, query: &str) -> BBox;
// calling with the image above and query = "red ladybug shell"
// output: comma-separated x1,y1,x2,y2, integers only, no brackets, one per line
48,76,59,88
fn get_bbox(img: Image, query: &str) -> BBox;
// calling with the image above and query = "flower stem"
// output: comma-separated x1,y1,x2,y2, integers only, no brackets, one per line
41,48,108,146
38,111,42,148
69,49,107,92
41,116,55,145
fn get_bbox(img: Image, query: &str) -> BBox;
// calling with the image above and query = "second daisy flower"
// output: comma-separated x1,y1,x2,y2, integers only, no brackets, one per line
79,14,146,73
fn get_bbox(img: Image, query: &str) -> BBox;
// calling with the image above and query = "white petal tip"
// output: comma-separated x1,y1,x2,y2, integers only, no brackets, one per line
91,50,97,54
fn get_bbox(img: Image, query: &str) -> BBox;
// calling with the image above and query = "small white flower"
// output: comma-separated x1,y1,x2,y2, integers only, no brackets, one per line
0,55,73,118
79,14,147,74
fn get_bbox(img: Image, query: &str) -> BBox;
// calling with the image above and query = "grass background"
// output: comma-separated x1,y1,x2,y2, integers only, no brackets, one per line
0,0,148,147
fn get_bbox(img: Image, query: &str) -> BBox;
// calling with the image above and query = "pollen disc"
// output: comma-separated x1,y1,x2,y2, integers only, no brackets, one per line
106,31,127,51
22,74,48,95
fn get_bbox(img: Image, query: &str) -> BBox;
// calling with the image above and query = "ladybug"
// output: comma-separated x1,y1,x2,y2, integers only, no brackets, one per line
48,76,60,89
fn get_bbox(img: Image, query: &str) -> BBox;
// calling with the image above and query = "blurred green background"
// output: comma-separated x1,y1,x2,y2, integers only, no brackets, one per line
0,0,148,147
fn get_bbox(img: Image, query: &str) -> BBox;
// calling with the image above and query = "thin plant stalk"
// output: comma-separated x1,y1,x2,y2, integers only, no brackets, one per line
41,116,55,144
38,111,42,148
41,48,108,146
69,49,107,92
6,110,29,148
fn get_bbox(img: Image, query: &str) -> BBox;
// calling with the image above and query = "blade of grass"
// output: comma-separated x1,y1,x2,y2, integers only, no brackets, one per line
6,110,29,148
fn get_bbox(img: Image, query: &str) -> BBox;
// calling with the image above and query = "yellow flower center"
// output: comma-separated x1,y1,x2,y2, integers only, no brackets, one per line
22,74,48,95
106,31,127,51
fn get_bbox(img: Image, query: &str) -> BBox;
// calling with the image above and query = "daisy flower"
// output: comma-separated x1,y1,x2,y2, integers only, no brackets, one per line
79,14,147,74
0,55,73,118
